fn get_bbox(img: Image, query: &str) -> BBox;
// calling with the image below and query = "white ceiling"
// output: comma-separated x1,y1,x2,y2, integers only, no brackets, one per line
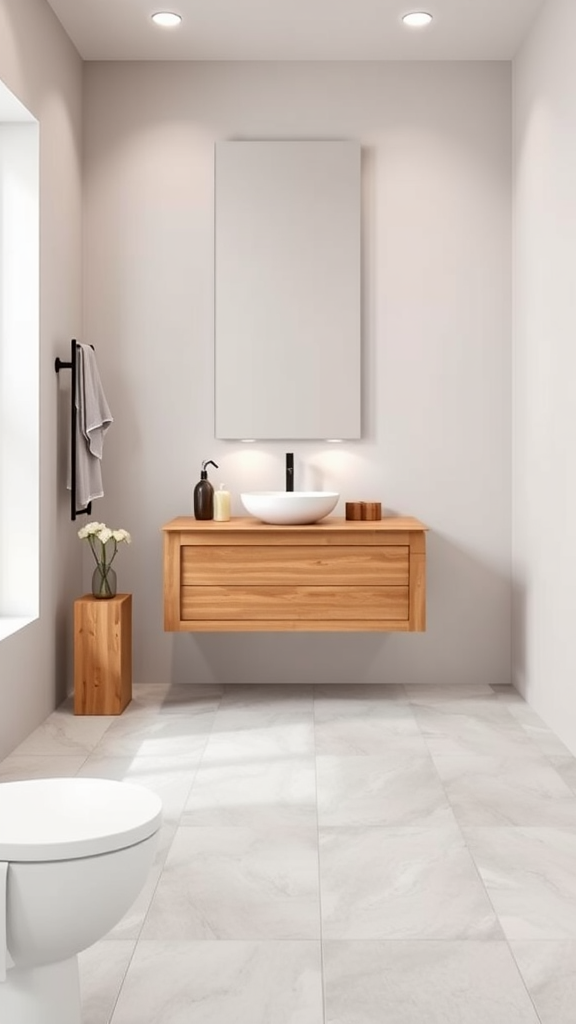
44,0,547,62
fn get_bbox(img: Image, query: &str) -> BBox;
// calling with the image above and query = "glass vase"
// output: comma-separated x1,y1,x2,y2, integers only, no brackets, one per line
92,565,117,599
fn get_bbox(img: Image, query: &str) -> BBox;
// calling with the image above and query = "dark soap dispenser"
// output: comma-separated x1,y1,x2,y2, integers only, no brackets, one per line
194,459,218,520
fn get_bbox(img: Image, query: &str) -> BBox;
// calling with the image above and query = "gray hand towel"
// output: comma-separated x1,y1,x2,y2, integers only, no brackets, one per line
67,344,113,508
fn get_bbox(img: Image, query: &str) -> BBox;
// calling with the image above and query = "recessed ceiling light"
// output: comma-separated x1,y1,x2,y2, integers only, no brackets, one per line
402,11,433,28
151,12,182,28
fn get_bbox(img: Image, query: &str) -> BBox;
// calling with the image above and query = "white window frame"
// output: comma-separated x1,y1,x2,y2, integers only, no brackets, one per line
0,80,39,641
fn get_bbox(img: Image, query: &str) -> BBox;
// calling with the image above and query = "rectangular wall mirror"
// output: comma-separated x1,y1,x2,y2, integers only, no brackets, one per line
214,140,361,440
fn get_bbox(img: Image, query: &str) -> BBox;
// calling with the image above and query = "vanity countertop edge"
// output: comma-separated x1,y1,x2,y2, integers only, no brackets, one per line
161,515,428,532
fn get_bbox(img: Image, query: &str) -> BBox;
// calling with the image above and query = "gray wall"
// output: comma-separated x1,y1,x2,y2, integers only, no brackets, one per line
83,60,512,689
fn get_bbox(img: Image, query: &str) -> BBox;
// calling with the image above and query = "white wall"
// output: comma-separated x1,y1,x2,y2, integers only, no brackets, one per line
513,0,576,752
83,60,512,689
0,0,83,759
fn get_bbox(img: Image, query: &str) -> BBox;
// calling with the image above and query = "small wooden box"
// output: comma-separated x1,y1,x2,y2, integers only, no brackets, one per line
74,594,132,715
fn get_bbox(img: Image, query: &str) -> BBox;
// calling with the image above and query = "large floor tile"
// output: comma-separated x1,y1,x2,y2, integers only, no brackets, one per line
491,684,526,703
182,756,317,828
142,824,320,940
110,941,323,1024
127,684,222,717
212,702,315,735
319,825,501,940
433,754,576,826
412,701,536,757
465,826,576,938
7,680,576,1024
314,699,428,756
220,684,314,714
90,713,215,758
323,941,540,1024
79,939,136,1024
0,753,88,781
9,709,115,756
314,684,407,703
550,756,576,795
314,693,416,722
506,702,574,756
202,713,315,765
511,939,576,1024
77,753,201,824
406,684,497,703
316,753,455,826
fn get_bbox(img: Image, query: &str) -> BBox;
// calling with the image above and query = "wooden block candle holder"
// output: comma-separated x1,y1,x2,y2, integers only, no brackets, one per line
345,502,363,521
363,502,382,521
345,502,382,521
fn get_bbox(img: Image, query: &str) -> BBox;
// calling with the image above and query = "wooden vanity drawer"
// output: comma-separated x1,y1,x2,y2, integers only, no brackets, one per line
181,585,409,622
181,545,409,587
162,516,427,633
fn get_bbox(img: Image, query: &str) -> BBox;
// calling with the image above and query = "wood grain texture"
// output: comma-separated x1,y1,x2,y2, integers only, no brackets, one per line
178,530,410,547
181,545,409,586
163,532,182,631
362,502,382,521
345,502,363,520
181,585,409,621
409,547,427,632
162,515,427,534
173,618,412,633
162,516,427,633
74,594,132,715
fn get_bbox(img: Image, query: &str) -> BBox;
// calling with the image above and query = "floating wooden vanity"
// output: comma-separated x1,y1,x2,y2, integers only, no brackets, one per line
162,516,427,633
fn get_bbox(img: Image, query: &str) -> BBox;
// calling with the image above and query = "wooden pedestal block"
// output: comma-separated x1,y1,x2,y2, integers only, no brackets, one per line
74,594,132,715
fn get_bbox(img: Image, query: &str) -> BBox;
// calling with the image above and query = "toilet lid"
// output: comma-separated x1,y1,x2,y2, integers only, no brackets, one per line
0,778,163,862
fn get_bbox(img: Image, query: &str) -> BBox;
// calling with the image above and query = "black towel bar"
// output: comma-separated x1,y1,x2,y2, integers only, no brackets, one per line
55,338,93,522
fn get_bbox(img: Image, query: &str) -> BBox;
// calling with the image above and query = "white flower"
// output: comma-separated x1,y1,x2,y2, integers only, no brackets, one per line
78,521,104,539
112,529,131,544
78,520,132,571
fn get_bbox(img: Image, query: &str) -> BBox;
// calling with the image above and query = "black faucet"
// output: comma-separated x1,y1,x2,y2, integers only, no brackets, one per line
286,452,294,492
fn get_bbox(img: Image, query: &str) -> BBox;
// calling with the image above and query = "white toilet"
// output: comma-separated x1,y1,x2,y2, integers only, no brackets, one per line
0,777,162,1024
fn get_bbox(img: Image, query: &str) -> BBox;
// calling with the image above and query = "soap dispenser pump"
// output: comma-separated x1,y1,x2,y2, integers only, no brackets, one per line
194,459,218,520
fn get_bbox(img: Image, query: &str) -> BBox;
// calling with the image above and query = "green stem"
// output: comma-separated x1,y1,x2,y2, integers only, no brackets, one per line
88,536,118,572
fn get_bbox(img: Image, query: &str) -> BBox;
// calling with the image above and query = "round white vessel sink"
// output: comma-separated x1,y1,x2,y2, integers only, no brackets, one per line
241,491,339,525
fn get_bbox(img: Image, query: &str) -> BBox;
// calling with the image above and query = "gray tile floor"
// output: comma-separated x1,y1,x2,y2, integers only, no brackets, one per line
3,682,576,1023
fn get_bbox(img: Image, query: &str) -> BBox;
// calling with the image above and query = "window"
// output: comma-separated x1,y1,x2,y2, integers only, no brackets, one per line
0,79,39,640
